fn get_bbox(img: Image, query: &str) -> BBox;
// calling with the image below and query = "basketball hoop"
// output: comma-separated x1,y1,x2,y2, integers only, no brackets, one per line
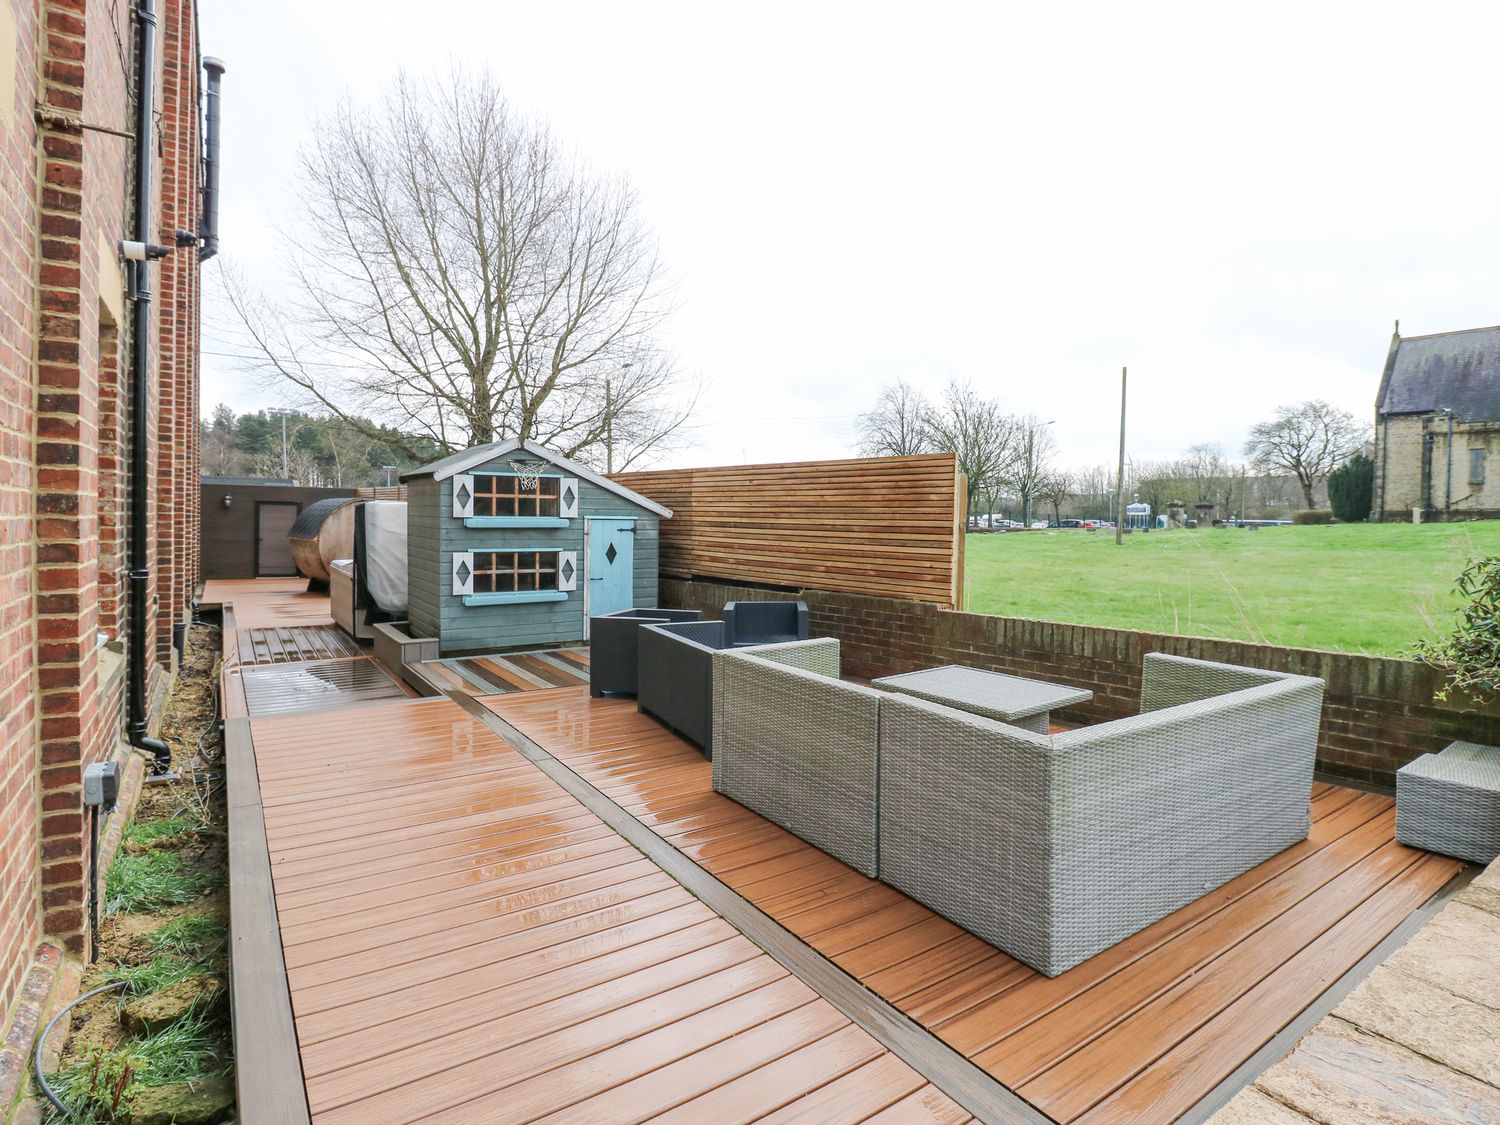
510,458,549,492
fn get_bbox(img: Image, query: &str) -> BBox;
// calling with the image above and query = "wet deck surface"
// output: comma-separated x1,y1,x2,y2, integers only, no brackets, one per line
251,698,969,1123
213,579,1464,1123
487,688,1465,1125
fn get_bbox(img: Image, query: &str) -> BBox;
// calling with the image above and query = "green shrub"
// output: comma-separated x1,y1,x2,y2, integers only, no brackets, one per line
1328,454,1374,522
1291,509,1335,525
1410,556,1500,702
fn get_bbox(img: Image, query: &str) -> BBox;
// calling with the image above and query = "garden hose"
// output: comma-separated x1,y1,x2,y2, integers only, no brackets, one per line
33,979,127,1119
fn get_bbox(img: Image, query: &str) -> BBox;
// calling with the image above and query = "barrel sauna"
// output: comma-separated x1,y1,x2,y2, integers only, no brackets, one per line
287,497,358,584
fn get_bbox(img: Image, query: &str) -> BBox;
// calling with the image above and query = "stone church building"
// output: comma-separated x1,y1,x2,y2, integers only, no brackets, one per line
1374,322,1500,520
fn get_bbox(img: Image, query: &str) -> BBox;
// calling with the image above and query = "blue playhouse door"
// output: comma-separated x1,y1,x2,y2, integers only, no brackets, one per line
588,518,636,617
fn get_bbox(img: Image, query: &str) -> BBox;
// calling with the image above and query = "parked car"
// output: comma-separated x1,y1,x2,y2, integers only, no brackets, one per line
1056,519,1085,529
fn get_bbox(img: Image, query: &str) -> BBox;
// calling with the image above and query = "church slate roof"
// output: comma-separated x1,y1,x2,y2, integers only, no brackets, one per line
1378,325,1500,420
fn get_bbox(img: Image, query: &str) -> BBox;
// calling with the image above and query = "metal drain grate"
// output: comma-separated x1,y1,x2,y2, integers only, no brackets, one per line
241,658,406,716
238,625,364,665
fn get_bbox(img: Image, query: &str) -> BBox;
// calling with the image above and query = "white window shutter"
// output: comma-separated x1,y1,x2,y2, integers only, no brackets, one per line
559,477,580,519
451,551,474,596
557,551,577,592
452,473,475,518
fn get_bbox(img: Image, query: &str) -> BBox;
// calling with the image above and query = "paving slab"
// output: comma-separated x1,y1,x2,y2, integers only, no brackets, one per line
1255,1017,1500,1124
1381,901,1500,1009
1334,966,1500,1087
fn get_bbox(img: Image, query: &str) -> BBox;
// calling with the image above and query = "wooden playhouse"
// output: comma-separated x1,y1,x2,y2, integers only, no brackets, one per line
402,439,671,655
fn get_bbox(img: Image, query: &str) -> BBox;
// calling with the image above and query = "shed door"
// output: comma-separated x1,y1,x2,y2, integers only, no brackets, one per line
256,502,301,577
588,518,635,617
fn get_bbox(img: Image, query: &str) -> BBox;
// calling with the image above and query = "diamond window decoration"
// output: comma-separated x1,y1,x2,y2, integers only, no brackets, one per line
605,543,618,565
456,482,471,507
562,482,576,508
561,557,575,584
457,560,471,584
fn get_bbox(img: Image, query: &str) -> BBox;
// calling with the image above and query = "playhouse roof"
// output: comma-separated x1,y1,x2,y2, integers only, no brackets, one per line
401,438,673,518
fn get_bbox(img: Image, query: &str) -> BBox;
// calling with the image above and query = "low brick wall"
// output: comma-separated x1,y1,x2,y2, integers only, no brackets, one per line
663,579,1500,788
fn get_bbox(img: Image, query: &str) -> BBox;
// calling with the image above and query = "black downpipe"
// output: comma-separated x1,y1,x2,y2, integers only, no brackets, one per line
199,57,224,261
126,0,171,775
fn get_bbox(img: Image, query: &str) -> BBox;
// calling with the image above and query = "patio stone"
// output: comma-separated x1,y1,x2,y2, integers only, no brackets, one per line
1254,1017,1500,1124
1208,1088,1314,1124
1382,902,1500,1008
1334,966,1500,1087
1457,878,1500,917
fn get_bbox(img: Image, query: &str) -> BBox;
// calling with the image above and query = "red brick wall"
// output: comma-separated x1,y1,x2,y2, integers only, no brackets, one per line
0,0,203,1035
0,0,43,1034
664,579,1500,789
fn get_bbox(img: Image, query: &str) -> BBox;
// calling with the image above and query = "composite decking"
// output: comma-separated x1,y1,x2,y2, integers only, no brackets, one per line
248,697,968,1123
485,688,1466,1125
213,578,1467,1123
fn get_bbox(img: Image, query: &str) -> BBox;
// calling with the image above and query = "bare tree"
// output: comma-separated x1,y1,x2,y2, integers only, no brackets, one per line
1243,400,1369,509
1011,415,1057,525
923,380,1017,520
855,379,932,457
1035,471,1075,525
224,68,693,465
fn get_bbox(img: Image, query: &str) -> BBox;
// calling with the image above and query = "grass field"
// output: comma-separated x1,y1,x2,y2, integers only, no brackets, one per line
962,522,1500,656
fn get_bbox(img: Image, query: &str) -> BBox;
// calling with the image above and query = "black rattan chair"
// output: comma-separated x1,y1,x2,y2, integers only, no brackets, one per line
637,620,731,754
722,600,809,647
589,608,703,697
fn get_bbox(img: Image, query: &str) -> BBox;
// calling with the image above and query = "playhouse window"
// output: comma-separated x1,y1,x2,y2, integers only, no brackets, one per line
472,550,559,594
473,475,561,519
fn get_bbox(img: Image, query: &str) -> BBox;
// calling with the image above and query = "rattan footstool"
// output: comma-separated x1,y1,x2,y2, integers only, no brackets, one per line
1395,741,1500,864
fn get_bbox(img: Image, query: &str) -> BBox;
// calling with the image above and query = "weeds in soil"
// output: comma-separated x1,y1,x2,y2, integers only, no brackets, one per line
146,911,226,960
112,953,199,997
49,1010,229,1122
123,811,205,847
105,850,223,915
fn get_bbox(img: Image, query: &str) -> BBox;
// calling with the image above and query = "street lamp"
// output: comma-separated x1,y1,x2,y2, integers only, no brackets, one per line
382,465,398,488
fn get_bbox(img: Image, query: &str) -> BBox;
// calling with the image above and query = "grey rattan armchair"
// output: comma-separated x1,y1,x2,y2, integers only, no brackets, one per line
589,608,703,697
877,653,1324,976
712,639,882,877
636,620,734,753
722,600,809,647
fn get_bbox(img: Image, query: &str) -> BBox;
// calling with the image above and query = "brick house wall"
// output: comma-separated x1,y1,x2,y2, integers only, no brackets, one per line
0,0,204,1052
664,578,1500,789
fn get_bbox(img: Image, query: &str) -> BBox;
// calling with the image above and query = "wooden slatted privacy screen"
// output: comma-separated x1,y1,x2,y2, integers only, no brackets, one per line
612,452,966,606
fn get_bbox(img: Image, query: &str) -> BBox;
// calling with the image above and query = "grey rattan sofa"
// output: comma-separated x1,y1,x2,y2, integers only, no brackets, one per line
712,639,882,877
722,600,809,647
1396,741,1500,863
589,608,703,697
878,653,1325,976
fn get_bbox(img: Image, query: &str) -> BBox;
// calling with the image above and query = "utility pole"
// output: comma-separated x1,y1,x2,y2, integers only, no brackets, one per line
604,377,614,474
268,408,291,478
1115,367,1127,545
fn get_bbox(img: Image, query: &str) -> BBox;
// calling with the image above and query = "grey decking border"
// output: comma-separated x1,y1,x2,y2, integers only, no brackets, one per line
225,716,313,1125
448,689,1051,1125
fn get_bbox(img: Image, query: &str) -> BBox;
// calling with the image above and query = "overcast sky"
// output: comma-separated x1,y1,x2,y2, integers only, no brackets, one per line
198,0,1500,471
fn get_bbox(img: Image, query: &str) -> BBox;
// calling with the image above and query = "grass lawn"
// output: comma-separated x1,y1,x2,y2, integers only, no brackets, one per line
962,522,1500,656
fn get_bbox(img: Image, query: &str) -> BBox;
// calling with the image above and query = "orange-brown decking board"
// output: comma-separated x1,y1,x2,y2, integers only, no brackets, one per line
485,687,1465,1125
248,696,970,1123
203,578,338,630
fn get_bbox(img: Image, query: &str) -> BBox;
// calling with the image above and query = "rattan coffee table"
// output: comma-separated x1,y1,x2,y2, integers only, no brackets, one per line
873,665,1092,733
